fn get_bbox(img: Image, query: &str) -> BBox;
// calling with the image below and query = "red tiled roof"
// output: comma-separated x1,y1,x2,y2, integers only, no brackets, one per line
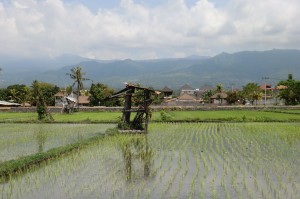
260,84,272,90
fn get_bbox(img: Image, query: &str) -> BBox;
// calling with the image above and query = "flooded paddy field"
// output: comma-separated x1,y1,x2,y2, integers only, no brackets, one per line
1,123,299,199
0,123,114,162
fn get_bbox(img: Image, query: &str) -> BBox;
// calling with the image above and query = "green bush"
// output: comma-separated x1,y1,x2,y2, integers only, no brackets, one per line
160,110,172,121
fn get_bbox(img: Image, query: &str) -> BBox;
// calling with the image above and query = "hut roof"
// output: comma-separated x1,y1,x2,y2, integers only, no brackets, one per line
180,84,194,91
210,92,228,99
162,86,173,92
199,85,214,91
177,93,196,101
54,91,66,97
78,96,90,104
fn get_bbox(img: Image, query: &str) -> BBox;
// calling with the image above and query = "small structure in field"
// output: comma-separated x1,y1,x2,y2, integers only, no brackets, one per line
110,83,157,133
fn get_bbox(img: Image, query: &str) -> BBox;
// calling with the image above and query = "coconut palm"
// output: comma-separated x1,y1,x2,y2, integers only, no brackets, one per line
66,66,89,109
216,83,223,92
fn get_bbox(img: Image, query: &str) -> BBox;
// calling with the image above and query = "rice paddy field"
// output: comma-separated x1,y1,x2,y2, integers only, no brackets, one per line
1,122,299,199
0,124,114,162
1,109,300,122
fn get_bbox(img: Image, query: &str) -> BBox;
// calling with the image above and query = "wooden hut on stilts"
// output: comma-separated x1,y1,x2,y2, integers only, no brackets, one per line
110,83,158,133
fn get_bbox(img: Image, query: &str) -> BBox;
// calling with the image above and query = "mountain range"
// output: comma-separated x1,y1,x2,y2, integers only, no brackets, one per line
0,49,299,90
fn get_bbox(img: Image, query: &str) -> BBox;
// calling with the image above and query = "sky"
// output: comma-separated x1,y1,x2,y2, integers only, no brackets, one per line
0,0,300,60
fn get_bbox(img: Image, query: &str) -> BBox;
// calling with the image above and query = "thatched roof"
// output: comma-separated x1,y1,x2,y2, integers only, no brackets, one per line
78,96,90,104
54,91,66,97
199,85,214,91
177,93,196,101
210,92,228,99
180,84,194,91
161,86,173,92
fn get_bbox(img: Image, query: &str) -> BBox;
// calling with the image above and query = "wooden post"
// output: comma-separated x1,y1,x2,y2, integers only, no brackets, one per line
123,88,134,124
144,90,151,133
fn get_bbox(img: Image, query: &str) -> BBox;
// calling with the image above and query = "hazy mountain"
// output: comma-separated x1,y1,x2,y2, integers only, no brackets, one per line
0,54,89,86
0,49,299,90
184,49,300,86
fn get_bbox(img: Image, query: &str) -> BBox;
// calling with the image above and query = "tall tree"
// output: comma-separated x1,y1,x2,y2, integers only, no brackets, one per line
242,83,262,105
6,84,30,105
226,90,243,105
29,82,60,106
215,83,223,92
89,83,120,106
66,66,89,109
32,80,53,121
277,74,300,105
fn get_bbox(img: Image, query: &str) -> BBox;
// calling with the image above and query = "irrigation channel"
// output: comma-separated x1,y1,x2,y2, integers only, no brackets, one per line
1,123,300,199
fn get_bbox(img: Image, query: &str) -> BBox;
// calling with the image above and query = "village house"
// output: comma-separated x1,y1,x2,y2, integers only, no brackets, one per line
180,84,195,95
162,84,204,106
257,84,285,105
161,86,173,98
54,91,90,107
54,91,67,107
195,85,214,99
210,92,228,105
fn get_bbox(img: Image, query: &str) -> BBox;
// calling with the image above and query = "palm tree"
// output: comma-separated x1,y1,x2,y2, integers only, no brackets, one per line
215,83,224,104
66,66,89,109
216,83,223,92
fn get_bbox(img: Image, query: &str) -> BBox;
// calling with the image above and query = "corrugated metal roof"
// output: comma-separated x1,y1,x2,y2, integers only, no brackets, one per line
0,101,21,106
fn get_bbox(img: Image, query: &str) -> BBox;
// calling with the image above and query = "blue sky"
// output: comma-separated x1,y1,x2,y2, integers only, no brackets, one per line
0,0,299,60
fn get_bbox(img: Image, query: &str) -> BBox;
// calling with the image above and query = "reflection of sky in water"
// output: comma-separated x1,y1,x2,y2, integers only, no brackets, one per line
0,123,114,162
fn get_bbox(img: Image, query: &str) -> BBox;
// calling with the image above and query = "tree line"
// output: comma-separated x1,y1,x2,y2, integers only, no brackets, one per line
203,74,300,105
1,66,300,106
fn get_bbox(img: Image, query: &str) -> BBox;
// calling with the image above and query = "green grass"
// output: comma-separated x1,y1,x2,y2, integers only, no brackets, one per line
0,112,36,122
1,109,300,123
53,112,120,122
0,112,120,123
154,110,300,122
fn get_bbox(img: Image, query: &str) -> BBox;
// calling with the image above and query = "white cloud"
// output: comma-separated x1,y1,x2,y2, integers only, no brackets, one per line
0,0,300,59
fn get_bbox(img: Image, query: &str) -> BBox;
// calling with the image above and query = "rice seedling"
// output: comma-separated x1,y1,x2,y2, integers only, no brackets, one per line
0,122,299,199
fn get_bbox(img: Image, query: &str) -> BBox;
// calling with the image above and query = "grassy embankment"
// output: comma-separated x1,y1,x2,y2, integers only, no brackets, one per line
1,109,300,123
